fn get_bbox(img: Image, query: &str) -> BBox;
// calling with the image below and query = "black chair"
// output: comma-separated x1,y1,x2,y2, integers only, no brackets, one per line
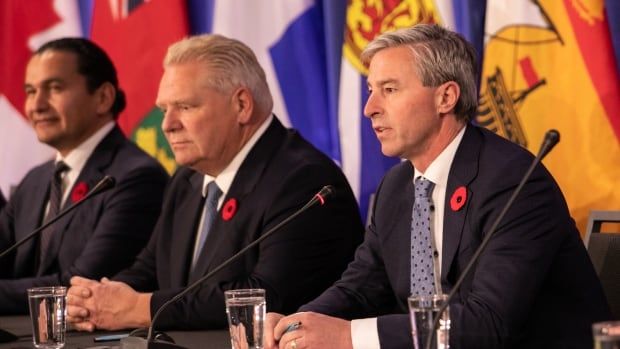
584,210,620,320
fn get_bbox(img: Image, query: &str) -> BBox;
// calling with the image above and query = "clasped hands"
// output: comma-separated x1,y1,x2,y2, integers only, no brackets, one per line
66,276,152,331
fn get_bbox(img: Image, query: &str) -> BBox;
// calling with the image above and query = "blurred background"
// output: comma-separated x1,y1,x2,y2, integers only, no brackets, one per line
1,0,618,233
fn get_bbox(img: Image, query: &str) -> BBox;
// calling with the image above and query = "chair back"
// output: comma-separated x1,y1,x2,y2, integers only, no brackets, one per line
585,210,620,320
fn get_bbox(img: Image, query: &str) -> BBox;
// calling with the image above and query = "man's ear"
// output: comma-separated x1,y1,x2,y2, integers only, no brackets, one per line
94,82,116,115
435,81,460,115
232,87,254,124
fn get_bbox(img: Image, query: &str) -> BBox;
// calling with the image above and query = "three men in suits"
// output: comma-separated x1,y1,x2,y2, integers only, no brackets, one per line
0,38,168,314
66,34,363,331
266,24,611,349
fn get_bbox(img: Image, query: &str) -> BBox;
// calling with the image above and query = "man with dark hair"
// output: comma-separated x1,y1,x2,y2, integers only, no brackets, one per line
0,38,168,314
265,24,610,349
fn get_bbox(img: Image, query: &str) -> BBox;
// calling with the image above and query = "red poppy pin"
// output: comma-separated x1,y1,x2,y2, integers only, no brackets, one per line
450,186,467,211
71,181,89,203
222,198,238,221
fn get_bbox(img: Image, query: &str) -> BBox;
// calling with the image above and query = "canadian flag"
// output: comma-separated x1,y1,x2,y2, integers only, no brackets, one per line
0,0,82,197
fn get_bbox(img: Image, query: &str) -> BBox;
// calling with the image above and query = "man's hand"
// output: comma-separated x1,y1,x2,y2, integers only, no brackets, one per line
264,312,285,348
266,311,353,349
66,277,96,331
66,276,152,331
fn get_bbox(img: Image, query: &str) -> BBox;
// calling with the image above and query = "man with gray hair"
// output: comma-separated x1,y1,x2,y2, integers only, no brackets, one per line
265,24,610,349
66,34,363,331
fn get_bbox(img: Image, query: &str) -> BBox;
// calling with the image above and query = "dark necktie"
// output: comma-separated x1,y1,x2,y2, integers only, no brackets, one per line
39,161,70,263
191,181,222,269
411,177,436,296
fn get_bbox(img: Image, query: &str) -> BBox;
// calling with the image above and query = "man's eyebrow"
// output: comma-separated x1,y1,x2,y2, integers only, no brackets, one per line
367,78,399,89
24,77,64,89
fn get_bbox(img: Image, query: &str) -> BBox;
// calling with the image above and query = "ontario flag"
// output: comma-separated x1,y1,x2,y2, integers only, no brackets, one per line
0,0,82,197
478,0,620,232
90,0,189,174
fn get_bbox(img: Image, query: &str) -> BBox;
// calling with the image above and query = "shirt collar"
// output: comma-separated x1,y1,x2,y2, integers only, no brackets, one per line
55,121,115,174
202,114,273,197
414,125,466,186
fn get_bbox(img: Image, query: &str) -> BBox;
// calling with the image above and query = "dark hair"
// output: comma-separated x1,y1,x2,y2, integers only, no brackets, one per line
35,38,126,118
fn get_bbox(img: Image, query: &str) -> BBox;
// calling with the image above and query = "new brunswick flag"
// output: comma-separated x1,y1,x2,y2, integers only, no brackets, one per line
90,0,189,174
477,0,620,233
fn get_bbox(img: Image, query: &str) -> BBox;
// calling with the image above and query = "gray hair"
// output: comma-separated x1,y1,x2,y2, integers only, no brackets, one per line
361,24,478,121
164,34,273,115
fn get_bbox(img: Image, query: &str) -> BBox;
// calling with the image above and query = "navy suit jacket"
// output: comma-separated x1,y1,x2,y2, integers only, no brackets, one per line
302,125,611,348
114,118,364,330
0,126,168,314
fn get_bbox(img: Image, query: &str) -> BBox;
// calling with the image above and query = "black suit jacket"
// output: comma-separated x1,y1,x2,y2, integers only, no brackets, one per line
301,125,611,349
0,126,168,314
0,191,5,213
114,118,364,330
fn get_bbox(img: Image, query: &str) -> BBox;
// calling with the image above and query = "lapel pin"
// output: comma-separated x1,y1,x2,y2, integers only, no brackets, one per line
222,198,238,221
450,186,467,211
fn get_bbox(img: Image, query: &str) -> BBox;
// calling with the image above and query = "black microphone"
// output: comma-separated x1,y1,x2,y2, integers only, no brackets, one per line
424,130,560,349
0,175,115,344
120,185,335,349
0,175,116,260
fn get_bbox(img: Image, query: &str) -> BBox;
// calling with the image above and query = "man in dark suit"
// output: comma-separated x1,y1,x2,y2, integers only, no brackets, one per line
266,24,611,349
0,38,168,314
66,34,363,331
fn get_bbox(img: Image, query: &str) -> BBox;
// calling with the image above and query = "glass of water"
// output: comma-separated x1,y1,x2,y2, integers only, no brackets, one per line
593,321,620,349
408,294,450,349
225,289,266,349
27,286,66,349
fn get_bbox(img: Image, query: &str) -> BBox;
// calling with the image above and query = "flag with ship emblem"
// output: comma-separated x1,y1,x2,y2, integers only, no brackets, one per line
0,0,82,197
478,0,620,232
90,0,189,174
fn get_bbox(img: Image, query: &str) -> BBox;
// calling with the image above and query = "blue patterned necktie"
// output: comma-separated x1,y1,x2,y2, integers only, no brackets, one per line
411,177,436,296
191,181,222,269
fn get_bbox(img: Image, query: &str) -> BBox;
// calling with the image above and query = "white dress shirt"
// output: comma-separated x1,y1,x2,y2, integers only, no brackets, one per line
351,126,465,349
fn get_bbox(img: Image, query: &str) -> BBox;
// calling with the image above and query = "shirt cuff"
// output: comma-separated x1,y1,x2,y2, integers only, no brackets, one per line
351,318,380,349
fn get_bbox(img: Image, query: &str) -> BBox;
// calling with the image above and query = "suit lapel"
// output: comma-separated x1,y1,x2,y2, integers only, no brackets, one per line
188,118,286,283
38,127,123,275
174,173,205,286
394,174,415,303
15,163,53,275
441,126,481,283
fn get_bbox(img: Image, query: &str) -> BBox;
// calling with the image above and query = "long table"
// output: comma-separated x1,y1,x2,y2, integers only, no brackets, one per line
0,316,230,349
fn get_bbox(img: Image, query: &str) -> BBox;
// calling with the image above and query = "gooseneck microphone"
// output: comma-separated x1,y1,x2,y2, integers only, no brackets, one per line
0,175,116,260
424,130,560,349
0,175,115,344
121,185,335,349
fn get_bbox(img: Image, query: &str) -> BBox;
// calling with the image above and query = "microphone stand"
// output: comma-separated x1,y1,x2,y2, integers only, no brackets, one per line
0,175,116,260
0,175,115,343
120,186,335,349
423,130,560,349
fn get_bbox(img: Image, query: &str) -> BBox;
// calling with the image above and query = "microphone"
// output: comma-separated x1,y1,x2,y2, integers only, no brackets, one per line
0,175,115,343
120,185,335,349
424,130,560,349
0,175,116,260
